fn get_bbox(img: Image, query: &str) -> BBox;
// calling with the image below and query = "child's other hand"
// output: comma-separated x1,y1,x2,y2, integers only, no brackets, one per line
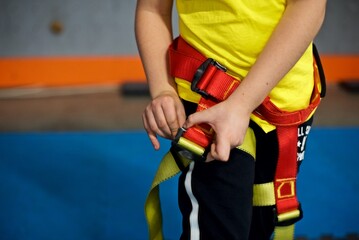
143,92,186,150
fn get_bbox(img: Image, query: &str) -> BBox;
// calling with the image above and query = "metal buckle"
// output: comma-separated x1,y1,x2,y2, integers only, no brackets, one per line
171,127,208,162
273,204,303,227
191,58,227,98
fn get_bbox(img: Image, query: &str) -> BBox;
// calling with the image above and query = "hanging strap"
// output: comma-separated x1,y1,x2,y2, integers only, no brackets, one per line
145,152,190,240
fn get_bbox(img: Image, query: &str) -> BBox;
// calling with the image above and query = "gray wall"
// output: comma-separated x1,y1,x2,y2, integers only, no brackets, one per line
0,0,141,56
0,0,358,57
316,0,359,54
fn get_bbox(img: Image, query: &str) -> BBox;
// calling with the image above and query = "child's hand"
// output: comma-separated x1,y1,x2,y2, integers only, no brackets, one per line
143,92,186,150
184,100,251,162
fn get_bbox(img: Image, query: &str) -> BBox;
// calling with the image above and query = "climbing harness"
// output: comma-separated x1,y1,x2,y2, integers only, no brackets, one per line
145,36,326,240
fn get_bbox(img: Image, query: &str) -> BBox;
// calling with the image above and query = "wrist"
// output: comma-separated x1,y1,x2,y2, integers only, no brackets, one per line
226,89,261,117
151,89,179,100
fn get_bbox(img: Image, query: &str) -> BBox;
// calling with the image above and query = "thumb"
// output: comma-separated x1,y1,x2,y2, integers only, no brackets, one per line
184,109,212,129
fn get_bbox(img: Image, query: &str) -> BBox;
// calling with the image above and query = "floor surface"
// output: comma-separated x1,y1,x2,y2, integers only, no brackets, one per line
1,130,358,240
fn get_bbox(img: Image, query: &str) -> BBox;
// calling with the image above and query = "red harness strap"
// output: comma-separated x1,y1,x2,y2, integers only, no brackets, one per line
253,47,322,220
169,37,240,150
169,36,323,226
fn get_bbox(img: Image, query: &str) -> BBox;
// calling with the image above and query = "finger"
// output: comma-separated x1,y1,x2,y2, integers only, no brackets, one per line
184,109,213,129
145,105,169,139
143,114,161,150
172,105,186,138
148,131,160,150
211,134,231,161
153,104,172,138
163,98,186,138
161,104,181,138
176,103,187,128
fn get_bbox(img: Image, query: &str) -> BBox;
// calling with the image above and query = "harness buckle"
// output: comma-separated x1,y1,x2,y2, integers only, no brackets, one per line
273,204,303,227
171,127,208,162
191,58,227,98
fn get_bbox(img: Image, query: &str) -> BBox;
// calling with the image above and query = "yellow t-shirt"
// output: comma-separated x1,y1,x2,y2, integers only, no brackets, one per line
175,0,314,132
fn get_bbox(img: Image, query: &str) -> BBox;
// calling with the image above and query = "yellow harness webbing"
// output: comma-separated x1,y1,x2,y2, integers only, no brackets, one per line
144,152,189,240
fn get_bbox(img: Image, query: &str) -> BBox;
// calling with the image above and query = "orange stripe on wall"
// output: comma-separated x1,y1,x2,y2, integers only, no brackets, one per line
0,56,145,88
0,55,358,88
320,55,359,82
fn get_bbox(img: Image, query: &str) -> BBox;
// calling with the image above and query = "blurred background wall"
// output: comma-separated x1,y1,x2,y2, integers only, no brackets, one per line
0,0,139,56
1,0,358,90
0,0,358,56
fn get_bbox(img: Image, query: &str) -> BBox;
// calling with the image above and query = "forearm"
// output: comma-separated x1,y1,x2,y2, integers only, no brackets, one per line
135,0,177,99
228,0,327,113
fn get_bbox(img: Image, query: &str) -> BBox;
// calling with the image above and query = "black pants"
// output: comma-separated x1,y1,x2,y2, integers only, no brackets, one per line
178,100,313,240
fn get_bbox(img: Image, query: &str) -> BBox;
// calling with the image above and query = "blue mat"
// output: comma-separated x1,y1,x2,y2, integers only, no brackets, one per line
0,128,358,240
